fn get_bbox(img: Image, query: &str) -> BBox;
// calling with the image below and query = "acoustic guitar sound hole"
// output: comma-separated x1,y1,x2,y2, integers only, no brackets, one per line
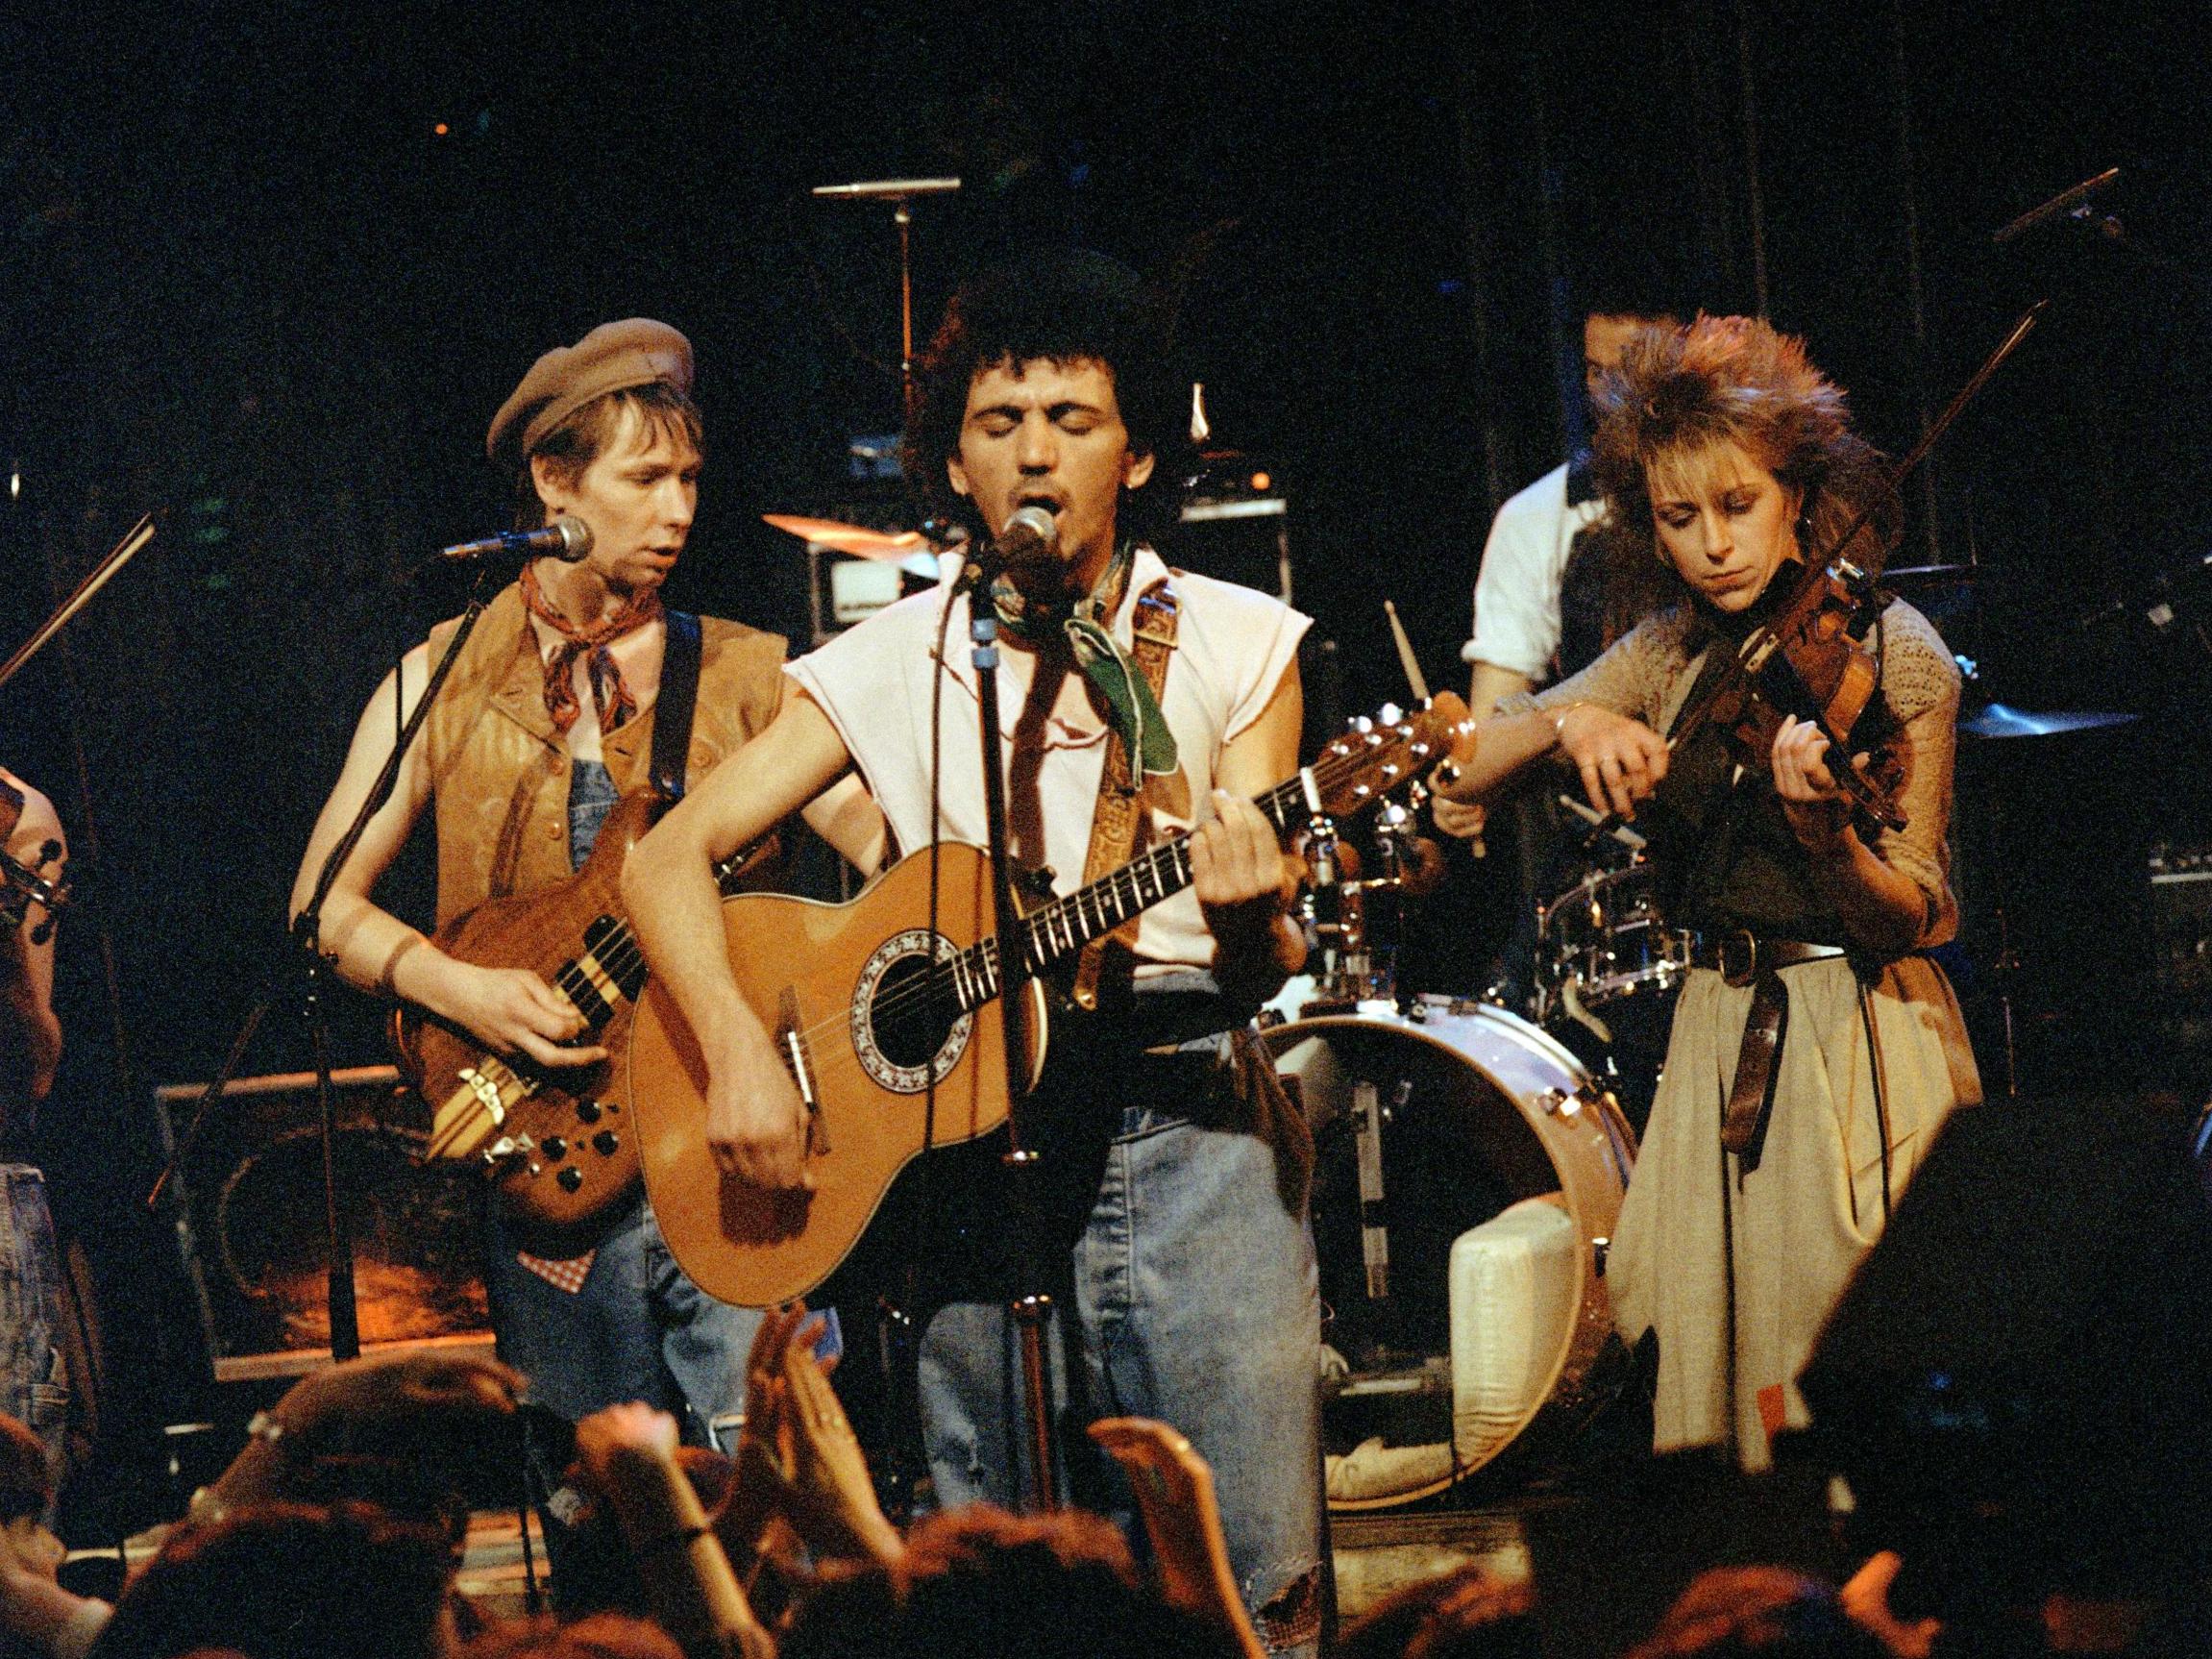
869,952,962,1072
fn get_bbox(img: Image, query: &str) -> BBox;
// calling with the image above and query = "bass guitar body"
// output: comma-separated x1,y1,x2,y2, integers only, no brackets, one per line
392,792,661,1255
627,843,1044,1309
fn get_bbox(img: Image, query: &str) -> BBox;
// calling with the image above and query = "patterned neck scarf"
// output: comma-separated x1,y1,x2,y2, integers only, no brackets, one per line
519,560,663,737
990,542,1179,784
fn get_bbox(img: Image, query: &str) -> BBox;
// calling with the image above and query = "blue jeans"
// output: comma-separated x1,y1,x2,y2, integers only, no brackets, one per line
0,1165,67,1504
916,1100,1324,1654
485,1192,838,1605
483,1191,818,1441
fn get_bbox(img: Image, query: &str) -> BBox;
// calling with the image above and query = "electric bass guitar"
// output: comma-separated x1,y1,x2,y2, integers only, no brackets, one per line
626,695,1470,1307
390,791,775,1253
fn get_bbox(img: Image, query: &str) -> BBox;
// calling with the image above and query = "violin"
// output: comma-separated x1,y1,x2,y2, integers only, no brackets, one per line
0,513,154,950
1673,536,1908,834
0,776,68,947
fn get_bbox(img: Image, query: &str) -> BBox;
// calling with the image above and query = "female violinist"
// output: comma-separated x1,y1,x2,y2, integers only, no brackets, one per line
1434,315,1981,1469
0,764,69,1497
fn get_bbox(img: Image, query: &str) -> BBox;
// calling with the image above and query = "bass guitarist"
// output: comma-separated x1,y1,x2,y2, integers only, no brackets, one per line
289,320,881,1552
625,253,1328,1655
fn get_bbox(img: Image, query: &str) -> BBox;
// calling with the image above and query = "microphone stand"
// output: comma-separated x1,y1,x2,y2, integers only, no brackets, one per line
151,557,504,1365
957,544,1060,1511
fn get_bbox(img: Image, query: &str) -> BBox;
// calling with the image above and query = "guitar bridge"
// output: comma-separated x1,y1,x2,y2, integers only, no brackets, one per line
778,987,827,1155
459,1067,507,1127
482,1130,537,1171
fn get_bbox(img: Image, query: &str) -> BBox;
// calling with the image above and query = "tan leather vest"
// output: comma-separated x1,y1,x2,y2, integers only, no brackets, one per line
422,582,786,926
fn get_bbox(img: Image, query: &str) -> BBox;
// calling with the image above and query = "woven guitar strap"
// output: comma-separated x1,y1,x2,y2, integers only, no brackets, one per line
1070,580,1180,1011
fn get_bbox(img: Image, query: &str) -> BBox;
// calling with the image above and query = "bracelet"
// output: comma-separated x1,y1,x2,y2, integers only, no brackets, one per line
375,935,427,1000
1550,702,1585,744
636,1523,713,1559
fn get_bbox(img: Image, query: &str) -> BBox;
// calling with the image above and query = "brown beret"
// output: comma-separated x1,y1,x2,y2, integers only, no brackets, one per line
486,318,695,466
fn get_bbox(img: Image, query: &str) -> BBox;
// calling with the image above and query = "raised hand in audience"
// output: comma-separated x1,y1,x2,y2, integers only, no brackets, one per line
1839,1552,1942,1659
1087,1417,1265,1659
729,1301,902,1571
571,1402,771,1659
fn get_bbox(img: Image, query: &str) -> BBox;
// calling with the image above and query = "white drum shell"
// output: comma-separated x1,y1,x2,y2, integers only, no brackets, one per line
1265,999,1634,1507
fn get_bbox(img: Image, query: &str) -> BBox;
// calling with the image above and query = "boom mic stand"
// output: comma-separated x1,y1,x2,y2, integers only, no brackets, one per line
955,539,1060,1511
151,558,504,1363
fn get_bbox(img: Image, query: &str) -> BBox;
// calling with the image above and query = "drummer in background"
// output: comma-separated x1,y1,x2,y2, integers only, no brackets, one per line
1433,314,1980,1470
1433,279,1683,1040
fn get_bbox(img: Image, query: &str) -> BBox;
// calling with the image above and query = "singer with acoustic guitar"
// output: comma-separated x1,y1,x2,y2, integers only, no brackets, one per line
624,253,1339,1656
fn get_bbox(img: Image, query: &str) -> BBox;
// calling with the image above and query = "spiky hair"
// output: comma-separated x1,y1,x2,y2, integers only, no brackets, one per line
1591,314,1900,596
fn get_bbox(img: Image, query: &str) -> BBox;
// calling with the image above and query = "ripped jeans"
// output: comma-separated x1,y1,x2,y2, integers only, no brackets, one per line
0,1165,68,1499
917,1100,1325,1655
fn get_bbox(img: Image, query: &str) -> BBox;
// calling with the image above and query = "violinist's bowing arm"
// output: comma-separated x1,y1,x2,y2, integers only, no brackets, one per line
1433,701,1670,822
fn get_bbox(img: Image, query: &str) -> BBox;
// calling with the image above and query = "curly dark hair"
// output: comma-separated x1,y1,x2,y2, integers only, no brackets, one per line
1590,314,1901,627
902,249,1193,548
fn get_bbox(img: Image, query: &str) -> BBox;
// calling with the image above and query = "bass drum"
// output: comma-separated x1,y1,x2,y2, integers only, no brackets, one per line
1264,998,1634,1509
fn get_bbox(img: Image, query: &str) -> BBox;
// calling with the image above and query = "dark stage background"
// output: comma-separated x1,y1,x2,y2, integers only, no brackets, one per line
4,0,2208,1523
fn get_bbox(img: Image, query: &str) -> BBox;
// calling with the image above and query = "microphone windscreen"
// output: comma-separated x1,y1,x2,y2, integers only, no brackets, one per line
1001,504,1058,560
552,515,594,560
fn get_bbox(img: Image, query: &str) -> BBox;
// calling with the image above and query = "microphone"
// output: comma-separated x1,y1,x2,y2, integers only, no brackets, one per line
439,516,593,563
993,505,1058,565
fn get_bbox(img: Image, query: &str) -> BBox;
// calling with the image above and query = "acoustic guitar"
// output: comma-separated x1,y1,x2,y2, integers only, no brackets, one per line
390,790,774,1252
627,696,1469,1307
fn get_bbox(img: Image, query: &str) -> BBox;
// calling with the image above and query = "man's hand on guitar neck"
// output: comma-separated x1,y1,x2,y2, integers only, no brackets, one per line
1191,789,1304,995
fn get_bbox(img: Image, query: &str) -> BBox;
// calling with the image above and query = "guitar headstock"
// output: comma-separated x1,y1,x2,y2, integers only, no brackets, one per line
1305,692,1472,818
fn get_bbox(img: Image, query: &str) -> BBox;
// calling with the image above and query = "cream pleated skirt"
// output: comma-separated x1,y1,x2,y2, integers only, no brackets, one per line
1610,955,1983,1470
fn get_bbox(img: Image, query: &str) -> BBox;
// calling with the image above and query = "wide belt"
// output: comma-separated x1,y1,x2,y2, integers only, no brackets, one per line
1684,931,1848,987
1684,933,1850,1168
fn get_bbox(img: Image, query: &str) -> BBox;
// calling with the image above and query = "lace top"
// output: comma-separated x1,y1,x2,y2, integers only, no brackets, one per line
1512,598,1963,947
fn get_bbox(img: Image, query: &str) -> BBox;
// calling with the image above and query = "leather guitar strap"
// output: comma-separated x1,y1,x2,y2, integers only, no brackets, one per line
650,609,703,804
1071,581,1179,1012
1722,969,1787,1171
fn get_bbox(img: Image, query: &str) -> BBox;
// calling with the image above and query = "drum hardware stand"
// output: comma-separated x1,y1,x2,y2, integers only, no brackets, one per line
1990,903,2022,1098
809,177,962,437
151,558,505,1364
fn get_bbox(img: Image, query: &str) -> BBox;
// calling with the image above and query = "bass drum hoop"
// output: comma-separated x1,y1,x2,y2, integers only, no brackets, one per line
1266,1000,1634,1508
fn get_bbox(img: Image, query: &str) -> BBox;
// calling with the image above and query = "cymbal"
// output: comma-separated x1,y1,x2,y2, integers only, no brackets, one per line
762,513,926,561
1958,703,2139,740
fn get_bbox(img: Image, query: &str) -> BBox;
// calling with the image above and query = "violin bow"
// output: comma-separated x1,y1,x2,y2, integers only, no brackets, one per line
0,512,158,694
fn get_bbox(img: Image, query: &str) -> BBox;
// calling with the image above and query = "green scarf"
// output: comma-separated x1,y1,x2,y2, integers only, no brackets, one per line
991,544,1180,785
